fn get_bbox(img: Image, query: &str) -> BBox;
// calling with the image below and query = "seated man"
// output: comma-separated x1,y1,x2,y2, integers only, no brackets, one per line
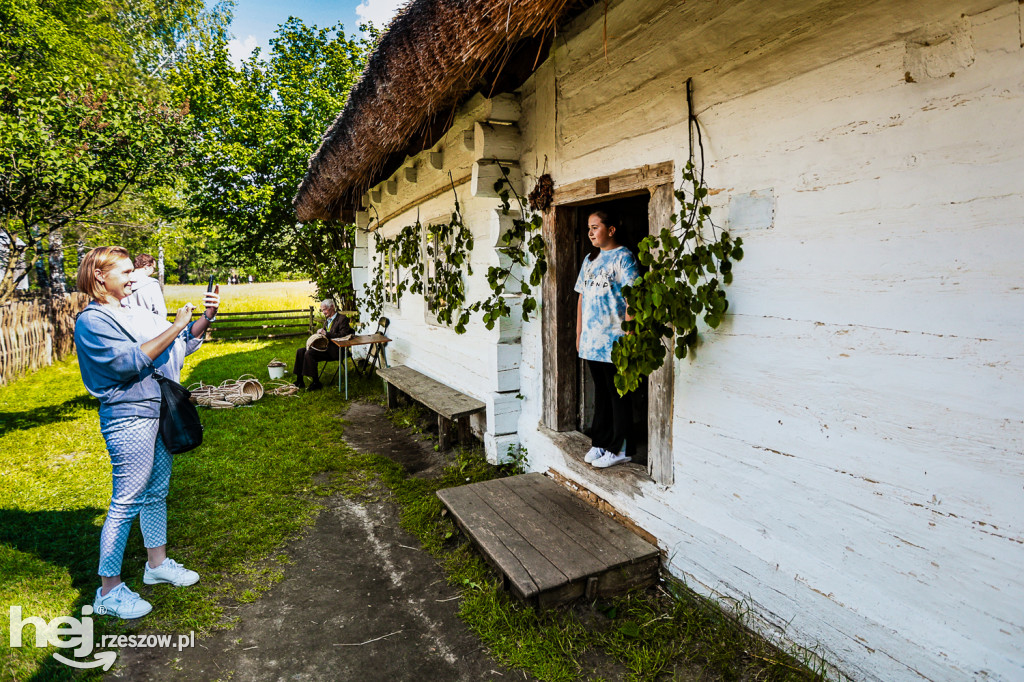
293,299,354,391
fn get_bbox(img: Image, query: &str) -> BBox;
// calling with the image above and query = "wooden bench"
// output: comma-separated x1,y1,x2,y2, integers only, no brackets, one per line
377,365,486,450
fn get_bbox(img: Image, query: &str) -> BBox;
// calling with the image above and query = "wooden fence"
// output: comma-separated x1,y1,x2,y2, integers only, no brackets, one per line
168,308,357,342
194,307,315,342
0,292,90,386
191,307,360,339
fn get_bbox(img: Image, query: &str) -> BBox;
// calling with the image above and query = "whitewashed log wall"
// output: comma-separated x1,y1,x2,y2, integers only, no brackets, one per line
351,0,1024,678
511,0,1024,680
359,96,526,460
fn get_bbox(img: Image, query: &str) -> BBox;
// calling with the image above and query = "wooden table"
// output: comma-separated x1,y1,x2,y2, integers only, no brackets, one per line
331,333,391,398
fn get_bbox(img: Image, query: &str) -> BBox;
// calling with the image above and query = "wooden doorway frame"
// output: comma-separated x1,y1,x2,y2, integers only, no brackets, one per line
541,161,675,485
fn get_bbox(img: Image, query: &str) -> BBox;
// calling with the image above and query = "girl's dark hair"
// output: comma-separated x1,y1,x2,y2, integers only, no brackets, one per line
587,209,621,260
589,209,618,229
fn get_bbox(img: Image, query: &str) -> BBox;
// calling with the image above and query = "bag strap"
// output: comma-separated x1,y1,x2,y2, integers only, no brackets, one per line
78,307,167,381
78,306,138,343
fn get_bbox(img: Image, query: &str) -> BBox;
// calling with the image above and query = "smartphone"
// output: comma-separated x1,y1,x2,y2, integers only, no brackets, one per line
207,275,215,292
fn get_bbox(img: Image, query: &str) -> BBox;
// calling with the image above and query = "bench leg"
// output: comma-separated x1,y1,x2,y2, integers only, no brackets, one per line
438,415,451,451
457,416,471,445
386,382,399,409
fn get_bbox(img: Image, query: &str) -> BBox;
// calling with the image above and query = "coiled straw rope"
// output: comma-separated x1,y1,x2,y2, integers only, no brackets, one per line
188,374,267,408
187,372,301,407
265,380,300,396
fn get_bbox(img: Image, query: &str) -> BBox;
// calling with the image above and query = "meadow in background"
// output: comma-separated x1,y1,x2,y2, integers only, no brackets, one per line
164,280,318,314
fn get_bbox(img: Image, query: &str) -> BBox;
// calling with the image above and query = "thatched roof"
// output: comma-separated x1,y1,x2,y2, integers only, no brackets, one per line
294,0,593,222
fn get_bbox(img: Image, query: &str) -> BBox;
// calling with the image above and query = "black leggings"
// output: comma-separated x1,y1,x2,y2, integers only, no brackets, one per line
587,360,632,455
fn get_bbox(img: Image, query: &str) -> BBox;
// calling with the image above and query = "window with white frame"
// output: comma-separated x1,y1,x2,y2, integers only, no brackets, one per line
424,221,446,316
383,244,400,308
423,218,463,323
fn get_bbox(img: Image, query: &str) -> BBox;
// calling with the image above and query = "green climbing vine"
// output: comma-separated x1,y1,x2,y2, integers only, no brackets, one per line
363,166,548,334
363,175,474,330
425,191,474,332
463,165,548,330
611,78,744,395
363,220,421,320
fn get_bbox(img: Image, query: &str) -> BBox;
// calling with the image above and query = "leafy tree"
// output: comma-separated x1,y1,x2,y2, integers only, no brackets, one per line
0,71,193,299
172,18,372,303
0,0,231,298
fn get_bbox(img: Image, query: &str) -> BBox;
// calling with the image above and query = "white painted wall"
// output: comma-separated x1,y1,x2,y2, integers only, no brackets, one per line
357,100,526,459
512,0,1024,680
351,0,1023,678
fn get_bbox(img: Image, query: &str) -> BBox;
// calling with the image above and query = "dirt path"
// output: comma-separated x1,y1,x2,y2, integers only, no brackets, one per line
114,403,521,681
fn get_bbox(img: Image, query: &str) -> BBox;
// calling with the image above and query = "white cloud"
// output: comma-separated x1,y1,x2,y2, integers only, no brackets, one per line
227,35,259,66
355,0,405,29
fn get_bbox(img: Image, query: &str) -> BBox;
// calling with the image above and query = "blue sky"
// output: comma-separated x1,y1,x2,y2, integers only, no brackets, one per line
217,0,404,64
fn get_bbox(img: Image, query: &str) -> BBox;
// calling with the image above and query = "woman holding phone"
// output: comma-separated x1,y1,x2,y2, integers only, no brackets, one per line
74,247,220,619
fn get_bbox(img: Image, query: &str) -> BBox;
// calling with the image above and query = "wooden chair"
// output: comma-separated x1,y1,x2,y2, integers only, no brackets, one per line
356,317,390,375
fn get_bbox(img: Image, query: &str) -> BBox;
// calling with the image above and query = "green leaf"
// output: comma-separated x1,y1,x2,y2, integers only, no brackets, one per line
619,620,641,639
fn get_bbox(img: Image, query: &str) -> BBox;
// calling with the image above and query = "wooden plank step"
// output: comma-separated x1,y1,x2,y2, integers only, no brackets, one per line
377,365,485,420
438,473,660,608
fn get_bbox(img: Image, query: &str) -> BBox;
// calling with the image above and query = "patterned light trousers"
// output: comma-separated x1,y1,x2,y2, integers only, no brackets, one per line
97,415,171,577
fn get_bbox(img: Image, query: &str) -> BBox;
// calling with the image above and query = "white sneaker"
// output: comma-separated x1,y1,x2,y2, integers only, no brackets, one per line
584,447,605,463
144,558,200,587
592,451,631,468
93,583,152,619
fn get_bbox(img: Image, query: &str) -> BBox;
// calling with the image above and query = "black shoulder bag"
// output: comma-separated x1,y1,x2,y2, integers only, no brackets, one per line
81,308,204,454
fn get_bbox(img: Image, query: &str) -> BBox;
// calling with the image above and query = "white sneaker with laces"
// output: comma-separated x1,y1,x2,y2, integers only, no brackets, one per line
93,583,152,619
592,451,631,468
584,447,606,463
144,558,200,587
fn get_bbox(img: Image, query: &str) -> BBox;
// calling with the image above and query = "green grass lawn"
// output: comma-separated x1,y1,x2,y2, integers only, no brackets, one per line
1,282,832,681
0,338,386,681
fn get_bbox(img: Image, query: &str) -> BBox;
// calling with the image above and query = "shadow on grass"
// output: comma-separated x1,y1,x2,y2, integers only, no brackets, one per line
4,339,388,682
0,507,105,594
0,395,97,438
182,340,384,401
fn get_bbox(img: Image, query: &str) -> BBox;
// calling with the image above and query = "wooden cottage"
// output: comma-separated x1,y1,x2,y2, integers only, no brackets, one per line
295,0,1024,679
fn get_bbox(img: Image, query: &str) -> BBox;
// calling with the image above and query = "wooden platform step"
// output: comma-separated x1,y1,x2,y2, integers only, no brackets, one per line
437,473,660,608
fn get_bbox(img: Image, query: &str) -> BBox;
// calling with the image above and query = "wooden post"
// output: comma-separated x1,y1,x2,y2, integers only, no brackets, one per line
647,183,675,485
542,206,579,431
438,415,452,451
386,382,399,409
457,416,471,445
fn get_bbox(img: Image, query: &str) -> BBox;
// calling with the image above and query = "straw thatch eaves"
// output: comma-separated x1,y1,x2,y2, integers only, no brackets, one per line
294,0,597,223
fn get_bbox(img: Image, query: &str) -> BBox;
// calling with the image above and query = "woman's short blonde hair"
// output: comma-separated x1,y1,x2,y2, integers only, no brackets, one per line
76,246,131,300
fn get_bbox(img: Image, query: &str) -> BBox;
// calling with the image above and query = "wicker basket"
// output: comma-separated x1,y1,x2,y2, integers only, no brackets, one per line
306,333,329,351
237,375,264,400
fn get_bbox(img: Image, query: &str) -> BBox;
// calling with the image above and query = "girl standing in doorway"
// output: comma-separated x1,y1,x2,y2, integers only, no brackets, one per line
575,210,640,468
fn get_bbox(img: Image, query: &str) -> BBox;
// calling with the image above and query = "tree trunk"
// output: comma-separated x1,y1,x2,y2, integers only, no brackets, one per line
48,231,66,294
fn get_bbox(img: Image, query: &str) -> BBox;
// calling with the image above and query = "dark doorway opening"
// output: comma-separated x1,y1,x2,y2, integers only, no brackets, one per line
573,194,650,465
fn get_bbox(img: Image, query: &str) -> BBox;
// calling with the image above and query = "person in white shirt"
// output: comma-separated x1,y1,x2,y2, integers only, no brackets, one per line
124,253,167,319
575,210,640,469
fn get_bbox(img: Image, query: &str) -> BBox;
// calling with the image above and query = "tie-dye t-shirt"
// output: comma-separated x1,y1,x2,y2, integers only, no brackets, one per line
575,246,640,363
